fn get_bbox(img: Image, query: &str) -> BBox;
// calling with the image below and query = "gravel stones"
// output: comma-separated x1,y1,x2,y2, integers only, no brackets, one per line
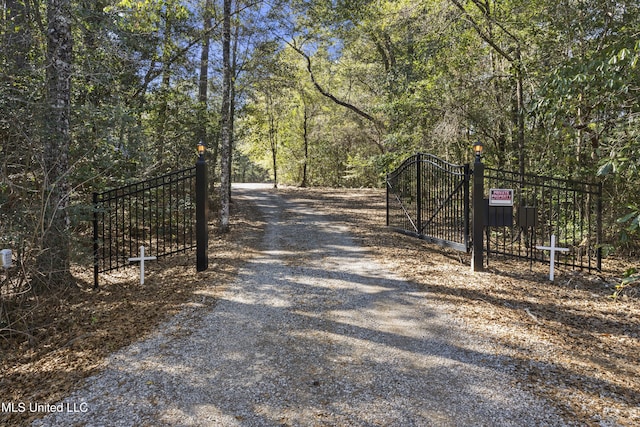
34,185,566,426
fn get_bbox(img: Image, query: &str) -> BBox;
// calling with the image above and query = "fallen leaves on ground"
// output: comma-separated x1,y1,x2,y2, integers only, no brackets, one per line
2,186,639,427
0,198,264,427
276,186,640,427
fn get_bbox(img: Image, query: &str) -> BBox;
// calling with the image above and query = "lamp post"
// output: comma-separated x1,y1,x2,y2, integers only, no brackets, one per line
472,141,484,272
196,142,209,271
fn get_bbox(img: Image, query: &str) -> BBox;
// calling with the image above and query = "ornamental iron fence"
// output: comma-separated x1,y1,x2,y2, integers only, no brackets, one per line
93,166,198,288
386,153,602,272
483,167,602,271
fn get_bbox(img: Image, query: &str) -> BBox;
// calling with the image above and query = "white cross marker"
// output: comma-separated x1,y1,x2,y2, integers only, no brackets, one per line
128,245,156,285
536,234,569,281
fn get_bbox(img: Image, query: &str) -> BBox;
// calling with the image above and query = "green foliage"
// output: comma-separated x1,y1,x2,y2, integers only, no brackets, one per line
617,209,640,233
1,0,640,273
611,267,640,300
613,205,640,247
1,0,211,290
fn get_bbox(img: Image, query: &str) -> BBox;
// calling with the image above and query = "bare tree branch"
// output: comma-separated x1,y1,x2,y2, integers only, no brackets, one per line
286,41,385,132
449,0,514,63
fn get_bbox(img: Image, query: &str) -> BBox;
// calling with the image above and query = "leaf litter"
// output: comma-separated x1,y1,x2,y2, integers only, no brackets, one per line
1,186,638,426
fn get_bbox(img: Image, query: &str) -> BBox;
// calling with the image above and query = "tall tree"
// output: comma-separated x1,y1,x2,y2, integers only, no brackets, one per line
449,0,527,172
287,40,386,150
219,0,232,232
198,0,213,151
39,0,73,285
299,93,310,187
266,91,279,188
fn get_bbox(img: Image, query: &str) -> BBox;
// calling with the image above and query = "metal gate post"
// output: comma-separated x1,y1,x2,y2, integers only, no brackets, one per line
416,153,422,233
386,174,390,227
472,146,485,272
196,143,209,271
463,163,471,251
93,192,100,289
596,182,602,271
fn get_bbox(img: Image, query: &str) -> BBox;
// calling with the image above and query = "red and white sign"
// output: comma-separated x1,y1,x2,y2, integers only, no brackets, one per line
489,188,514,206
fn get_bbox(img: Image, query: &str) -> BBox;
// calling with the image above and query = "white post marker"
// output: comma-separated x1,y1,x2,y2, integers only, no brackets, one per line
1,249,12,269
536,234,569,281
128,245,156,285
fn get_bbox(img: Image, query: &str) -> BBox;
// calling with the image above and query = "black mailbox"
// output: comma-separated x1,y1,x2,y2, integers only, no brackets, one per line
484,199,513,227
517,206,538,228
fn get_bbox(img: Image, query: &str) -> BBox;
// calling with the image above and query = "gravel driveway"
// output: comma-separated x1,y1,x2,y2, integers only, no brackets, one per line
34,184,566,426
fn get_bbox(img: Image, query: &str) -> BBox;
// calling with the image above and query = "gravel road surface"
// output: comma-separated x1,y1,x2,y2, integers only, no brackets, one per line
34,184,566,426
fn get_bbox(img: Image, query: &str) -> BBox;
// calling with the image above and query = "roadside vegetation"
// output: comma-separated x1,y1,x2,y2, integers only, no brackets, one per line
1,0,638,396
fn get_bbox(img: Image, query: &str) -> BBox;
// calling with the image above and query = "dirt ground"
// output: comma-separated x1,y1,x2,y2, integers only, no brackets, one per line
1,186,639,426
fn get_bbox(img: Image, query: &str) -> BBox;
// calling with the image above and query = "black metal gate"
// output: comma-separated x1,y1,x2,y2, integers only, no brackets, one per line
386,153,602,272
93,167,197,288
386,153,470,252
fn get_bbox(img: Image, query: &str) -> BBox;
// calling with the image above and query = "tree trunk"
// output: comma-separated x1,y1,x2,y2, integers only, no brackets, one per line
271,143,278,189
301,101,309,187
197,0,212,149
218,0,232,232
156,8,173,171
270,127,278,189
268,94,278,188
228,18,239,199
514,49,525,178
39,0,72,286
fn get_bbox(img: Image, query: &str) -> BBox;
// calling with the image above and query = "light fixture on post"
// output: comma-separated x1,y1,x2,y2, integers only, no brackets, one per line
473,141,483,163
197,142,206,159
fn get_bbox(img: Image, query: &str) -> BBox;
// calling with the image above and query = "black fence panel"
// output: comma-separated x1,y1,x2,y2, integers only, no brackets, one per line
484,168,602,272
93,167,197,287
387,154,420,234
387,153,470,252
386,153,602,273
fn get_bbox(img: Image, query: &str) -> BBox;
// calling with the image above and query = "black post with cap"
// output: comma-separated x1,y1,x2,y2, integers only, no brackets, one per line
472,141,485,272
196,142,209,271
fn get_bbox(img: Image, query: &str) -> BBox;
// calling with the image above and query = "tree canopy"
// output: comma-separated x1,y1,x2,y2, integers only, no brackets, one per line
1,0,639,287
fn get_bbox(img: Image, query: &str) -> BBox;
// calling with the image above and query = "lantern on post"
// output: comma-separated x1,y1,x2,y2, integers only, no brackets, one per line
473,141,484,163
197,142,206,159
